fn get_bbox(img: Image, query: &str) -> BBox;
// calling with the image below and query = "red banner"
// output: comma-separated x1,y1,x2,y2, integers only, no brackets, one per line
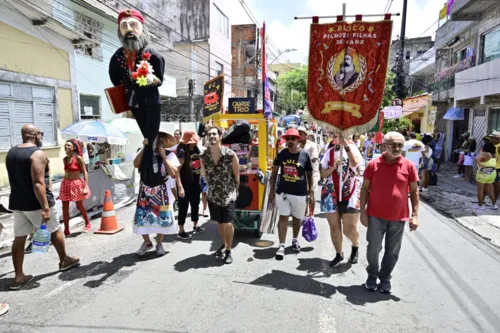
307,20,392,134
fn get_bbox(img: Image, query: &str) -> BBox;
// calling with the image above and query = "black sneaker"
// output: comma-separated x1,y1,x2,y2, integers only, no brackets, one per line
223,250,233,264
365,275,378,291
349,246,359,264
379,279,392,294
25,242,32,254
292,240,301,253
193,226,205,234
177,231,192,240
329,253,344,267
214,245,225,257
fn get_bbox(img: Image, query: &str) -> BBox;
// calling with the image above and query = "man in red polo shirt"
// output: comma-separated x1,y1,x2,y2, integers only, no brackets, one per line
360,131,419,293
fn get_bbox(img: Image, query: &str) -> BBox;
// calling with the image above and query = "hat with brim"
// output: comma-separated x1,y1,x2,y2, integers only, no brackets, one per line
297,126,309,136
180,130,200,144
282,128,303,140
158,125,176,148
486,130,500,138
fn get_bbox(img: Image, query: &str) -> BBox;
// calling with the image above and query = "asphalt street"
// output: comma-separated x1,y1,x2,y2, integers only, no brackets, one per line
0,196,499,333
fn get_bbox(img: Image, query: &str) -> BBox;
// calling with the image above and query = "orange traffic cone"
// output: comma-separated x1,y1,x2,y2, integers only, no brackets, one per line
95,190,124,235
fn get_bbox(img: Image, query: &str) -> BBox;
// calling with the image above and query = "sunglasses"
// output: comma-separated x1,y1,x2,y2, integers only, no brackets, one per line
285,137,298,141
386,143,404,149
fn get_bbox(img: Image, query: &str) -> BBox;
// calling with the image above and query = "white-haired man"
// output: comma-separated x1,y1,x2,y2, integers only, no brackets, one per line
360,132,419,293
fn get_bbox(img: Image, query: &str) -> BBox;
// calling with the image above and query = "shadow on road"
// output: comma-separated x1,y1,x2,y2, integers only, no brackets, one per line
174,253,224,272
252,246,314,260
336,284,401,305
0,270,60,292
58,252,159,289
239,269,401,304
166,221,273,253
296,257,352,277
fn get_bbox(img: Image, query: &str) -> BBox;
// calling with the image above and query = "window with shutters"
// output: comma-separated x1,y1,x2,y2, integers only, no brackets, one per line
80,94,100,119
0,82,56,151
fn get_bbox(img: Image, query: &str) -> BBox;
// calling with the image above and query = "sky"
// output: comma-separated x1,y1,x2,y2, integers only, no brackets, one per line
225,0,445,64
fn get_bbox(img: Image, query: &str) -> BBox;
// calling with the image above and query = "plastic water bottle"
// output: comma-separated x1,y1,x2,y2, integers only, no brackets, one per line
32,224,50,254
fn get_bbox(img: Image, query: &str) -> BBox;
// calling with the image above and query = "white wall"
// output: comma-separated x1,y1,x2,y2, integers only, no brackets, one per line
210,0,232,107
455,57,500,101
61,0,121,122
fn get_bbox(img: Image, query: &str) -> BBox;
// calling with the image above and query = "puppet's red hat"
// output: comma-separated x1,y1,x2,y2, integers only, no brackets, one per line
118,9,145,25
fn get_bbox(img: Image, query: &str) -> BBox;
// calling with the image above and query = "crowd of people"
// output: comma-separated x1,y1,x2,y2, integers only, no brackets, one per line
4,119,499,299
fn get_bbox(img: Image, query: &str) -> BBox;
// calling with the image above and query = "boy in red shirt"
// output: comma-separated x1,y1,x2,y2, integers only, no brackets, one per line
360,132,420,293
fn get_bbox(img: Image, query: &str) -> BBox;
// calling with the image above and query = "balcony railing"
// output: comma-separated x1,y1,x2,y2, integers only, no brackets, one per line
431,77,455,93
434,55,475,82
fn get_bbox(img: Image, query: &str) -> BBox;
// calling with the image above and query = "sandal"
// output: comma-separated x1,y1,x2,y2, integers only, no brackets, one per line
10,275,34,291
59,256,81,272
0,303,9,316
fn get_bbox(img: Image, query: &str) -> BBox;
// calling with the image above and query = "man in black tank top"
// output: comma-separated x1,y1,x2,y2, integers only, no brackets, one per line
5,124,80,290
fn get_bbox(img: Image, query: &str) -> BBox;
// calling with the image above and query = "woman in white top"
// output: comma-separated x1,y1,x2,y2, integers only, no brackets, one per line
320,134,364,267
463,137,477,182
419,134,434,192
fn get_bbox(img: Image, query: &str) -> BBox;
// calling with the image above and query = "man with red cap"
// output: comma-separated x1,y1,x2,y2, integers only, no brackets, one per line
269,128,313,260
109,9,165,188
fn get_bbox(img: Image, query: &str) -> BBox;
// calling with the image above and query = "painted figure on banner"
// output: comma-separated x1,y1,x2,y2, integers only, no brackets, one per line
109,9,165,187
307,21,392,134
333,48,363,89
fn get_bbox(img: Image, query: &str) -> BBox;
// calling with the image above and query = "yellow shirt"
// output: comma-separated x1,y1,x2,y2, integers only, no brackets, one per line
496,143,500,169
359,135,366,150
416,133,422,141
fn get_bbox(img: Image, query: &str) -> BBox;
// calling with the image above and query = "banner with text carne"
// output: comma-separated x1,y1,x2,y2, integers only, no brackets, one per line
228,98,255,114
203,74,224,118
307,19,392,134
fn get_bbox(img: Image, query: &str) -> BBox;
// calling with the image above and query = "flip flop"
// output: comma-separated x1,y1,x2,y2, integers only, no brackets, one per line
59,256,81,272
0,303,9,316
9,275,34,291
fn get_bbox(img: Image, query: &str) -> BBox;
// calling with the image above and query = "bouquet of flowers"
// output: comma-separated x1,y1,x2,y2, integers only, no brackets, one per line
131,52,160,87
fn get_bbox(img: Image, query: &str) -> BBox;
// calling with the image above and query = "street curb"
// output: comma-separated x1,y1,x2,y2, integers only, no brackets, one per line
421,188,500,249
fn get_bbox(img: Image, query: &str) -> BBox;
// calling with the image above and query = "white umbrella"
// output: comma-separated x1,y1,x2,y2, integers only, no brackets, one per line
108,118,141,133
61,120,128,145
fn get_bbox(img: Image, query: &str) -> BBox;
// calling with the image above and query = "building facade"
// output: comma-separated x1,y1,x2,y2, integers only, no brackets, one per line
433,0,500,160
0,0,80,187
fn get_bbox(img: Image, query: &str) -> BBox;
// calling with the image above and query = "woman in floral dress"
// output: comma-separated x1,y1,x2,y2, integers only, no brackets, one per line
133,128,179,257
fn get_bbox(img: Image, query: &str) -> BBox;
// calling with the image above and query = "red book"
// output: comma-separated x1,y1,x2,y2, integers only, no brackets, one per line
105,85,129,114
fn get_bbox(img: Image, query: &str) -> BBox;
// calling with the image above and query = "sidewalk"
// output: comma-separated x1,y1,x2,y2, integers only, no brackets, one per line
420,162,500,247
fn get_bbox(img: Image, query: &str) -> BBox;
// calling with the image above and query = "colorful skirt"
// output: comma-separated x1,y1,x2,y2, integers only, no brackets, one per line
58,178,91,202
134,182,176,235
320,176,361,214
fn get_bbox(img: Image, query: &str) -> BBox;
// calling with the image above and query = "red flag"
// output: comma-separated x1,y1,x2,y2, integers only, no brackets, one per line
307,20,393,134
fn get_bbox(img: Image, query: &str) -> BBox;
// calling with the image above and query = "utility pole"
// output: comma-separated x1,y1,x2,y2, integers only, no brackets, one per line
396,0,408,99
188,79,194,122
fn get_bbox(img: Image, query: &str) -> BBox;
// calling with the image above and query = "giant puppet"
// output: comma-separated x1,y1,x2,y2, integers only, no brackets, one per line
109,9,165,187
